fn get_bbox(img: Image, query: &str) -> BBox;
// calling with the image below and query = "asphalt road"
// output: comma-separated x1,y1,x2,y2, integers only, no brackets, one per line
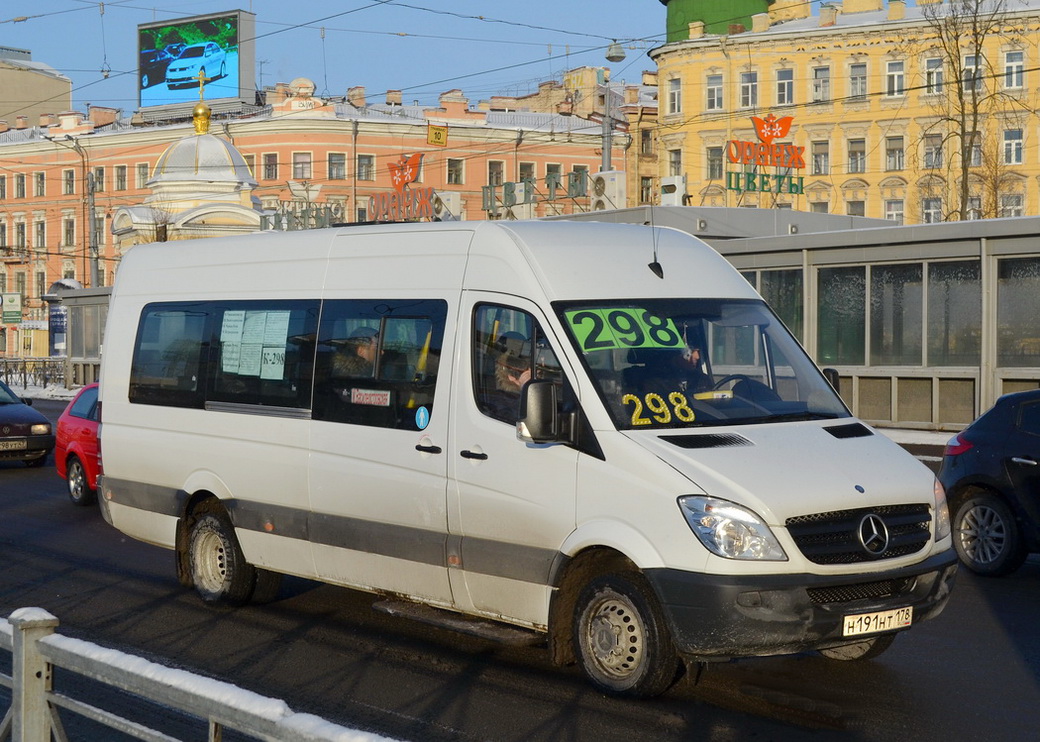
2,399,1037,741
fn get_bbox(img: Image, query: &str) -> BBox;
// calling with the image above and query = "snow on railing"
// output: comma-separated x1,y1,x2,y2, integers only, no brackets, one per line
0,608,396,742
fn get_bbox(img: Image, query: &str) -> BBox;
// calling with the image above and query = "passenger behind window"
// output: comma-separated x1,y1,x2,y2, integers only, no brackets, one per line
332,327,379,377
479,332,532,423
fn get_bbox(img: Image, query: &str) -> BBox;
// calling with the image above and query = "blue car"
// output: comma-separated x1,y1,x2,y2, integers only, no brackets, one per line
0,380,55,467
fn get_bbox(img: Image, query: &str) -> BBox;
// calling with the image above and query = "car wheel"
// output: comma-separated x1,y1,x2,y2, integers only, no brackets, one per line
251,568,283,604
953,493,1027,576
188,509,255,605
818,634,895,661
219,61,226,79
573,573,679,697
66,455,96,506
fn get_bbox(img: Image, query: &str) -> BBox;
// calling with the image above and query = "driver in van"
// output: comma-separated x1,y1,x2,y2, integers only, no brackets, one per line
332,326,379,377
480,333,532,422
673,344,713,394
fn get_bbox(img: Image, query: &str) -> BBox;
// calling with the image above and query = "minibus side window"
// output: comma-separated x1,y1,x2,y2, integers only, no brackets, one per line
472,304,567,425
312,299,447,430
208,300,319,409
129,303,210,408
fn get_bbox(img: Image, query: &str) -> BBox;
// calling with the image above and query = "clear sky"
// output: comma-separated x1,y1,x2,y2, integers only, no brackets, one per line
1,1,666,115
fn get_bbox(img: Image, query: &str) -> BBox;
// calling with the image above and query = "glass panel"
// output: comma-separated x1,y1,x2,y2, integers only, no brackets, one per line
997,257,1040,367
817,266,866,365
897,377,932,423
870,263,923,365
937,378,975,426
760,269,803,341
928,261,980,366
858,377,892,421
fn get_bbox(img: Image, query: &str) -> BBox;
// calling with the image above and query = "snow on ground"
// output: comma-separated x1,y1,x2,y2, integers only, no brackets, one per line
10,383,79,401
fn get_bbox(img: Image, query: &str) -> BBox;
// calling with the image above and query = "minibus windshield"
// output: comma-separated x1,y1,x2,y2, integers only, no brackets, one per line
556,298,850,430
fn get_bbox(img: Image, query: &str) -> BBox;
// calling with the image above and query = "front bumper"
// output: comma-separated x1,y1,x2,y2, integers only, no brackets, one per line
645,549,957,660
0,435,55,461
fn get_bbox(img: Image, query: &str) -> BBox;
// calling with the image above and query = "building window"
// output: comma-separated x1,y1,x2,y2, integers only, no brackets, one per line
886,60,905,96
924,135,943,169
1003,129,1023,164
292,152,312,180
846,200,865,217
488,161,504,186
15,272,26,298
356,154,374,181
0,223,5,248
925,58,944,94
1005,50,1024,88
115,165,127,191
34,172,45,197
969,132,983,167
962,55,982,92
707,147,723,179
848,139,866,174
1000,193,1024,217
776,68,794,106
34,221,46,250
849,63,867,100
93,167,104,192
739,71,758,109
922,197,944,223
63,169,75,195
812,67,830,103
518,162,535,182
667,78,682,114
15,174,26,199
668,149,682,176
328,153,346,180
63,218,75,247
15,223,26,250
35,271,46,299
886,136,904,170
640,129,653,155
885,199,905,224
137,163,150,188
640,176,653,204
812,141,830,175
262,154,278,180
0,175,5,199
967,196,983,220
706,74,723,110
447,158,464,185
810,202,828,214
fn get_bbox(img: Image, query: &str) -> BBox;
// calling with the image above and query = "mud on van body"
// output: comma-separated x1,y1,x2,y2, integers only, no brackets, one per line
98,221,956,697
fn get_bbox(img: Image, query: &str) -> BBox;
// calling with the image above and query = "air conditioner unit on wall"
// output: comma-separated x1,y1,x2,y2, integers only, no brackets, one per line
590,170,626,211
432,191,461,221
504,180,535,220
660,175,687,206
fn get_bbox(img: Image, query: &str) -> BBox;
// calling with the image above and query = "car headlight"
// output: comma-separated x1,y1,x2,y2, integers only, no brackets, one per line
678,496,787,561
30,423,51,435
933,478,951,541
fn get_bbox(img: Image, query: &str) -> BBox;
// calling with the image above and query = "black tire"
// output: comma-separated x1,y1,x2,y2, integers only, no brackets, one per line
953,493,1027,576
818,633,895,661
188,510,255,605
65,455,96,506
219,61,226,79
251,568,283,604
573,573,679,698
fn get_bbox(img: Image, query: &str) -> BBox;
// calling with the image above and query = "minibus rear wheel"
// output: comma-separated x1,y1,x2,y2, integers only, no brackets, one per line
573,573,679,697
188,510,255,606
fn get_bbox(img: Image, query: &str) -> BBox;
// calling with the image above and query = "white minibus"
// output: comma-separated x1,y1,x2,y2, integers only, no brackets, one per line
97,220,956,697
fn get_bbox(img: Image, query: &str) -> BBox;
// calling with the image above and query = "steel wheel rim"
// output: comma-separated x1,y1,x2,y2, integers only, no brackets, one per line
193,526,229,593
959,504,1008,565
583,589,646,680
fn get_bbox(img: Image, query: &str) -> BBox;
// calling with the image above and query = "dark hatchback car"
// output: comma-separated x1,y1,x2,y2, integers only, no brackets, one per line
139,48,173,88
0,380,55,467
939,389,1040,576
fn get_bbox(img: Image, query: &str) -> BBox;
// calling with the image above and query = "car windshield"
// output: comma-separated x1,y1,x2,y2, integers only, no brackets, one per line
556,298,850,430
181,46,205,58
0,381,22,405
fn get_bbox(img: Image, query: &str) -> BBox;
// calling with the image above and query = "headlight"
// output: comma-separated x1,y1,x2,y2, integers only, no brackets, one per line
30,423,51,435
933,478,951,541
678,496,787,561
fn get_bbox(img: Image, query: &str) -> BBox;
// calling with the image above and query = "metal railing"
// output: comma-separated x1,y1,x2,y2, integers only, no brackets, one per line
1,608,396,742
0,360,65,390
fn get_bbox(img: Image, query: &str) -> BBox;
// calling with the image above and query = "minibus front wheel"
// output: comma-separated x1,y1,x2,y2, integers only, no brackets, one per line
574,573,679,697
188,509,256,606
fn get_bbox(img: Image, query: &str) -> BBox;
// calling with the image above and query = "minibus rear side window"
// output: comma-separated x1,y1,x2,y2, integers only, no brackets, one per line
129,303,210,408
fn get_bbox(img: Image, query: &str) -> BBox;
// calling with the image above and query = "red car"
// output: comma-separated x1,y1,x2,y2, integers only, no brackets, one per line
55,383,99,506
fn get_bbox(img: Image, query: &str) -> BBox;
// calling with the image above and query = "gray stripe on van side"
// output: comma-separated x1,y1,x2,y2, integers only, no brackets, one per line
104,479,561,586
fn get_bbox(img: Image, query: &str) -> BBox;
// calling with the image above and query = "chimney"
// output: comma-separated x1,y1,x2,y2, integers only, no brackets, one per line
347,86,366,108
843,0,882,12
751,13,770,32
386,89,402,106
89,106,119,127
39,113,56,128
15,116,28,129
688,21,705,39
888,0,906,19
819,4,840,26
625,85,640,105
0,121,8,134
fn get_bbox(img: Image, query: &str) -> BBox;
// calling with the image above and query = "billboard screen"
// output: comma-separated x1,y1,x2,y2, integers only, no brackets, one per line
138,10,255,108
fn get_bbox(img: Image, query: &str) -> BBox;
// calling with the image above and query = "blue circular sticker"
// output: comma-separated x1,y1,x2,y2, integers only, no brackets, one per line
415,406,431,430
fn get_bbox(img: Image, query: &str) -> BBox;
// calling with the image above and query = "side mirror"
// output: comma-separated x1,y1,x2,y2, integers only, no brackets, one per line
822,368,840,394
517,380,559,443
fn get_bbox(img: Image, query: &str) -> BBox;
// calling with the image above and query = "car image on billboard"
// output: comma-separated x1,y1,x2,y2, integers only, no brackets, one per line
138,13,240,107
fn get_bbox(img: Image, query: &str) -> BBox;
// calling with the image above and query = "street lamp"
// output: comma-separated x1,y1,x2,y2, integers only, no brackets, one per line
601,41,626,171
44,134,99,288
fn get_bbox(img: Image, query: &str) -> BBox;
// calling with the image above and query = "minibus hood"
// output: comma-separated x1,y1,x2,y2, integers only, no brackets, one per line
624,420,935,524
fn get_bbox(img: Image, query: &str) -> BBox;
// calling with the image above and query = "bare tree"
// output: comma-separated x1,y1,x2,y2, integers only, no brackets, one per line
914,0,1026,220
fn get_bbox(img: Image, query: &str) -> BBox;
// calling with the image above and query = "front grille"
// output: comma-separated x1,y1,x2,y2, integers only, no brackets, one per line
786,504,931,564
807,577,916,605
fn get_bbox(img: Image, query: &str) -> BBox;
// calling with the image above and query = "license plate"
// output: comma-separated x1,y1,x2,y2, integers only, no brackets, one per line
0,440,27,451
842,607,912,637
